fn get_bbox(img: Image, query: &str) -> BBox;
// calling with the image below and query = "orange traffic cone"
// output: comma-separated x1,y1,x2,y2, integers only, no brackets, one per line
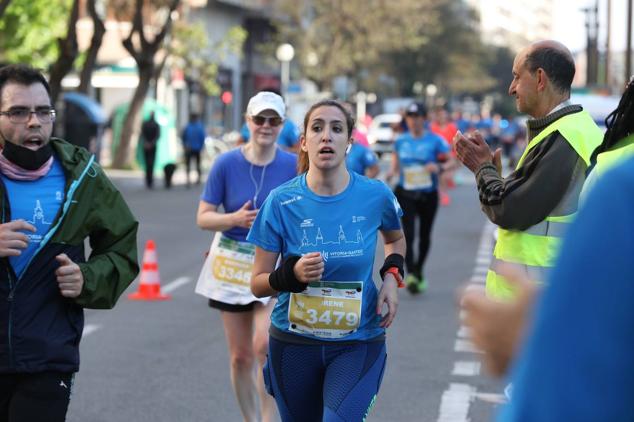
128,240,171,301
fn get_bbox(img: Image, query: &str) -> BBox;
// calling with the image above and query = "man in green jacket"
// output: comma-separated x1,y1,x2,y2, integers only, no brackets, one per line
0,64,139,421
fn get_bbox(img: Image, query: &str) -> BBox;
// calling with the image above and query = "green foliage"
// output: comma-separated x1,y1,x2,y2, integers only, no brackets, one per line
274,0,512,99
384,0,493,97
275,0,432,90
169,21,246,96
0,0,73,68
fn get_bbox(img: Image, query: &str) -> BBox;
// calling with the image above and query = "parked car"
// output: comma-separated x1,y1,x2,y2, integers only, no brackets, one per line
367,113,402,157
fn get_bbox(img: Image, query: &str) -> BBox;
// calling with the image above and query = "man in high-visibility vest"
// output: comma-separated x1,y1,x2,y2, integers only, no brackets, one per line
456,68,634,382
455,40,603,299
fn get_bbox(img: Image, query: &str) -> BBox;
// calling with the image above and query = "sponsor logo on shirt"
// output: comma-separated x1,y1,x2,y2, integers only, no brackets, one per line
300,224,365,259
281,195,303,206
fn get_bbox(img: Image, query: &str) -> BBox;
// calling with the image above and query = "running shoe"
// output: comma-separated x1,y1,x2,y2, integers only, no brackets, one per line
406,274,420,294
417,277,428,294
406,275,428,294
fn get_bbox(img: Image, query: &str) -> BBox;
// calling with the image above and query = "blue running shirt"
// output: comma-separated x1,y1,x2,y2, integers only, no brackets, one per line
201,147,297,242
394,132,450,192
1,159,65,278
247,171,403,342
346,143,379,175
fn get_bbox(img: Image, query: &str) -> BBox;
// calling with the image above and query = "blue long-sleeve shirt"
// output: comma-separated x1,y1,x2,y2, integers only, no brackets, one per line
499,157,634,421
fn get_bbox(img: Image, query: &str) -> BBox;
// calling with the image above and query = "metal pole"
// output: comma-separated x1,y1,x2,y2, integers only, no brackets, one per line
606,0,611,87
590,3,599,86
627,0,633,83
281,60,289,99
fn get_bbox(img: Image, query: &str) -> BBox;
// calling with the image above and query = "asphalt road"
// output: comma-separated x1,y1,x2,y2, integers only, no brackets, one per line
66,164,504,422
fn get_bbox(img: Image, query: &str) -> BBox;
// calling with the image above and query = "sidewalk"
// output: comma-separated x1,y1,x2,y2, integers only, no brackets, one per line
104,167,206,190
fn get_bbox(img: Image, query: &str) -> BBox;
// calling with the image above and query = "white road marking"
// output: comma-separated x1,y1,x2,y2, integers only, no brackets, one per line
81,277,191,338
473,392,507,404
452,361,481,376
476,256,491,265
437,222,497,422
437,383,476,422
470,275,486,283
457,326,470,338
473,265,490,275
454,339,482,354
82,324,101,336
162,276,192,294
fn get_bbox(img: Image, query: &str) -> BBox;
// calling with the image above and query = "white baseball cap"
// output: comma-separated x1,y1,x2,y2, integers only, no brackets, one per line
246,91,286,117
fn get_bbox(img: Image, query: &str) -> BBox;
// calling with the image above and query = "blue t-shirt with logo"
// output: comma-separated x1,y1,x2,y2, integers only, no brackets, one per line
247,172,403,342
346,143,379,175
1,159,65,278
201,147,297,242
240,120,301,149
394,132,450,192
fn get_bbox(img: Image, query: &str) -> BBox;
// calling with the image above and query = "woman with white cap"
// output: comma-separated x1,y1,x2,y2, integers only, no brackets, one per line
196,91,297,422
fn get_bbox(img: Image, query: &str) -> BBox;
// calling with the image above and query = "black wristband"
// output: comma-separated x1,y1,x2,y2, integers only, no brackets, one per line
379,253,404,280
268,255,306,293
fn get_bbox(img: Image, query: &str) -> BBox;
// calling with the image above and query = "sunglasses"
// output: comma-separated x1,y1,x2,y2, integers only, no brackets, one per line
251,115,283,127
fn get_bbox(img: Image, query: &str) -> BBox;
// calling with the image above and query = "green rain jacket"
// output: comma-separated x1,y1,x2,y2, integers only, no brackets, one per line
0,138,139,373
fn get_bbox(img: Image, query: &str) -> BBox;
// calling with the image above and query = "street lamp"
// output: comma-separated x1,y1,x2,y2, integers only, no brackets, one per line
425,83,437,108
276,43,295,99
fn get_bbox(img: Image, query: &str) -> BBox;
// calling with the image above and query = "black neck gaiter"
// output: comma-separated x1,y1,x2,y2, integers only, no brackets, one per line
2,141,53,170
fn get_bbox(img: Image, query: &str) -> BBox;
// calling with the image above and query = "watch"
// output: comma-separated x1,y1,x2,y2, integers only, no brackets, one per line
384,267,405,288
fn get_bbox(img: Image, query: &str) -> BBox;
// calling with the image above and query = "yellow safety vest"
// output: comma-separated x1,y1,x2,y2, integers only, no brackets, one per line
486,111,603,298
581,134,634,200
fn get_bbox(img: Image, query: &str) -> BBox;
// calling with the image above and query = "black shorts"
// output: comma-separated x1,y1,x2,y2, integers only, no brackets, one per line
208,298,258,313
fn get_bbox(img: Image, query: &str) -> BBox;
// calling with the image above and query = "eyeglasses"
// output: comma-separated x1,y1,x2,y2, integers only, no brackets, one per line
0,107,56,124
251,115,283,127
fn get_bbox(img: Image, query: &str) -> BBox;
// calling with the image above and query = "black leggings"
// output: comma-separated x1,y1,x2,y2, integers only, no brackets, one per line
185,149,202,183
0,372,74,422
143,147,156,188
395,187,439,279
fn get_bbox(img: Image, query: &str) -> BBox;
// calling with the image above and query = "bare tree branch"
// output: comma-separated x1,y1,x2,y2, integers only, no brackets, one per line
48,0,81,104
78,0,106,94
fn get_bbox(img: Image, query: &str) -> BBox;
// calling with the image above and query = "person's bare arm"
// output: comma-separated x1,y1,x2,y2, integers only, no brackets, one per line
196,200,257,232
376,229,406,328
251,248,280,297
386,150,400,181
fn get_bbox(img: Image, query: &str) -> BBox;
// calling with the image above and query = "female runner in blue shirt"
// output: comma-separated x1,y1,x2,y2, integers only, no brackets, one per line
197,92,297,422
248,99,406,421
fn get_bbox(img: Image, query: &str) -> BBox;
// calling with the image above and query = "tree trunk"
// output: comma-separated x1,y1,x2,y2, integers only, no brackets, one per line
78,0,106,94
112,0,180,168
112,65,153,168
0,0,11,19
48,0,80,105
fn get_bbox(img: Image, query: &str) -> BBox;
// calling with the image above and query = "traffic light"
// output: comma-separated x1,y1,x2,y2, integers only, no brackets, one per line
221,91,233,105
